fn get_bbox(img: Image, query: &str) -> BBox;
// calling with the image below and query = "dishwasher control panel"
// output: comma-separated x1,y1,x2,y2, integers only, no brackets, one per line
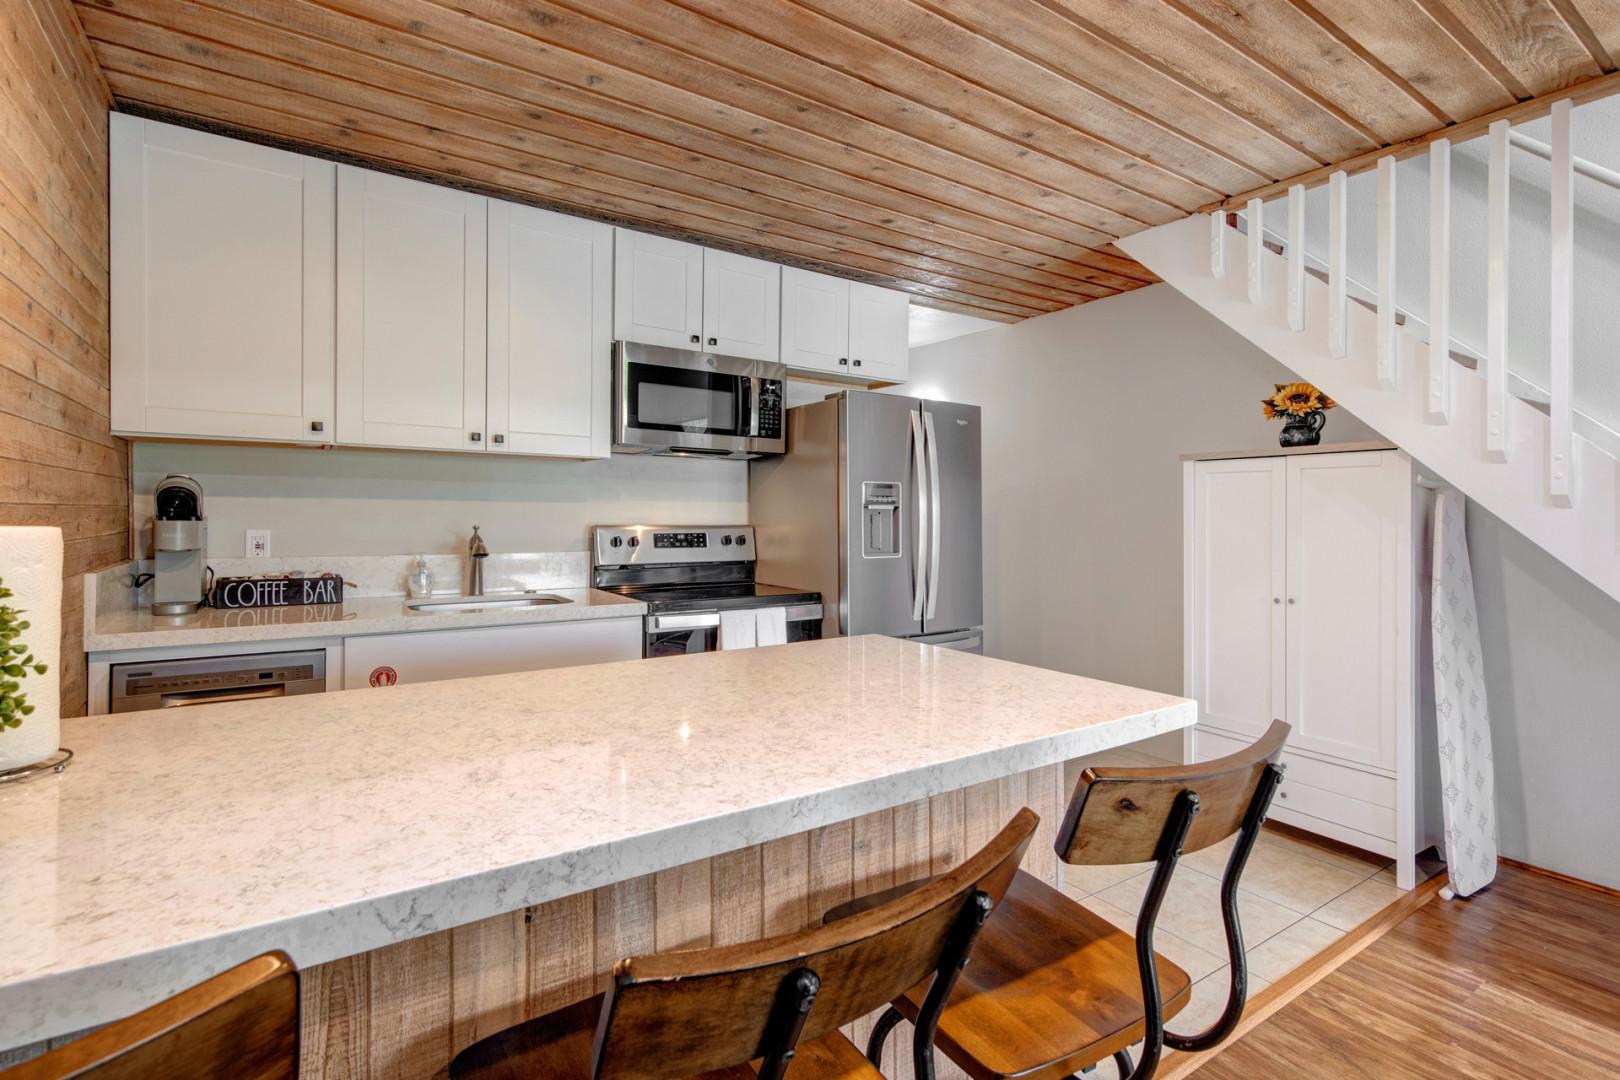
110,650,327,712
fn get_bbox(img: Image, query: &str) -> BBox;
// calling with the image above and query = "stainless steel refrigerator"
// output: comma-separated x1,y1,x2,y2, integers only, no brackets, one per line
751,391,983,652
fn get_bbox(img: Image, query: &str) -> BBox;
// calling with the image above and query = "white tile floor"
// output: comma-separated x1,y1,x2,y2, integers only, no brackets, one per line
1059,748,1404,1078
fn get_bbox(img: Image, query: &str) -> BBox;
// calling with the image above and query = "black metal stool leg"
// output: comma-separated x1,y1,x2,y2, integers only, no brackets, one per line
1112,1049,1134,1077
865,1006,904,1067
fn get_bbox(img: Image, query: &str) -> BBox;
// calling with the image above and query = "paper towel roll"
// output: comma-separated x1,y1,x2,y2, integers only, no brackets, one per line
0,526,62,771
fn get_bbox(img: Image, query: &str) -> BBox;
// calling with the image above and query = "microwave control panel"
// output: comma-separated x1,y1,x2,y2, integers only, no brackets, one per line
757,380,784,439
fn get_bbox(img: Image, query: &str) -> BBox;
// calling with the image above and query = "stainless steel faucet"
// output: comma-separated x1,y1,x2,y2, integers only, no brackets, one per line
467,525,489,596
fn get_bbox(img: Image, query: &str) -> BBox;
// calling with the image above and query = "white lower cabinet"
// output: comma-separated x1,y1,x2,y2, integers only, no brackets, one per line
1186,449,1422,883
336,166,488,452
487,202,612,458
343,619,642,689
110,115,335,442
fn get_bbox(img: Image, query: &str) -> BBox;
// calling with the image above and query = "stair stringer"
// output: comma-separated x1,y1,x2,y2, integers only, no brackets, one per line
1120,215,1620,606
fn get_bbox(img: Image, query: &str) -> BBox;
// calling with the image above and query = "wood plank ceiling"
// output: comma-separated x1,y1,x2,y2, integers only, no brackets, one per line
73,0,1620,323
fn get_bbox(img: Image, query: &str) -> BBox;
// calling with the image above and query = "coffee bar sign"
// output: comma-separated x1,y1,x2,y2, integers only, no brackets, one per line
211,575,344,609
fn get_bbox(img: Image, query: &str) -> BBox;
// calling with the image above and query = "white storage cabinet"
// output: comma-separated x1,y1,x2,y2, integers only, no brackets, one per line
1184,448,1426,887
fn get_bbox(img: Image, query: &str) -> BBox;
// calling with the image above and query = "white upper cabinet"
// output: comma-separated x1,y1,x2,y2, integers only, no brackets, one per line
336,166,487,452
848,281,910,382
780,267,850,373
110,115,335,442
780,268,909,382
613,229,703,350
702,250,780,361
487,202,612,458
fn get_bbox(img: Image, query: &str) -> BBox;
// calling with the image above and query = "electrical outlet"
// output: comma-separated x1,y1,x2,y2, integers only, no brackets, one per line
246,530,272,558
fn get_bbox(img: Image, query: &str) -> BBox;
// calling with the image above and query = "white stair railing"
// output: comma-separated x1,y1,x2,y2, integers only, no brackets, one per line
1118,90,1620,606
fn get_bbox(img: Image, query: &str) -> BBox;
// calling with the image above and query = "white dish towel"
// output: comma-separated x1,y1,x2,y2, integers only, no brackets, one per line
756,606,788,647
1430,487,1498,898
718,609,757,650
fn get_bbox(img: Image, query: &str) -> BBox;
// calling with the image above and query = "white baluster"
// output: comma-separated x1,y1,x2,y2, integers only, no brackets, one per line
1487,119,1511,462
1328,170,1347,358
1247,197,1263,305
1376,156,1398,389
1287,184,1305,331
1550,98,1576,507
1211,210,1226,279
1428,139,1452,423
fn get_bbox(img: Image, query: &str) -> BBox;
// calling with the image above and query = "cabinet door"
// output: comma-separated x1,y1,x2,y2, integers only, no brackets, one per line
613,229,703,350
110,115,334,441
780,267,850,374
1285,452,1401,769
1191,458,1286,740
702,250,780,361
336,166,487,451
487,202,611,458
848,281,910,382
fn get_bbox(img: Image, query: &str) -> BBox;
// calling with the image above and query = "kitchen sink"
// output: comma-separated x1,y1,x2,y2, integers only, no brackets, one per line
407,593,571,612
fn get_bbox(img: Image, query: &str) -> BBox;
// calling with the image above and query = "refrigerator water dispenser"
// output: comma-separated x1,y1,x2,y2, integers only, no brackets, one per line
861,481,902,558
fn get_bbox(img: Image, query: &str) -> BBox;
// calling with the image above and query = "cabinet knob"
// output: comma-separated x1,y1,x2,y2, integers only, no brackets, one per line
470,432,482,443
707,337,717,346
1287,597,1296,605
689,334,700,344
853,359,863,367
492,434,505,444
839,358,849,366
310,420,325,433
1273,597,1281,604
1278,790,1289,800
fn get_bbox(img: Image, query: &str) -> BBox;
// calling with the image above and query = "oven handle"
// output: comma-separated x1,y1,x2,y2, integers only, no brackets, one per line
647,611,721,632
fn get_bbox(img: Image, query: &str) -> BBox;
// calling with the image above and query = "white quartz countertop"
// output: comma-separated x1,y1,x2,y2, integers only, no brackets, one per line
0,635,1193,1048
84,587,647,652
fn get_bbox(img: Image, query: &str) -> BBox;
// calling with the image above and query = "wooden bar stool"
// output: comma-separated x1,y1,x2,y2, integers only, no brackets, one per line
1,951,298,1079
451,807,1041,1080
844,722,1289,1080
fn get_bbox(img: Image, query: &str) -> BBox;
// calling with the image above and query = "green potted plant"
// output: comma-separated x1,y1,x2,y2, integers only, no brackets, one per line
0,577,49,734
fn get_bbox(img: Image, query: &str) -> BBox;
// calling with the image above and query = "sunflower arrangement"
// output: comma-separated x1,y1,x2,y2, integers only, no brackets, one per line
1262,382,1337,420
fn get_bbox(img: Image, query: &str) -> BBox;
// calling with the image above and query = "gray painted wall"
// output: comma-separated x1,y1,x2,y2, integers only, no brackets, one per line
908,283,1620,890
1466,500,1620,889
901,284,1378,757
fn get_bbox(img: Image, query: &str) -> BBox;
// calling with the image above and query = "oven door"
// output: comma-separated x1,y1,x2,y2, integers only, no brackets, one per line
614,341,786,458
645,611,721,657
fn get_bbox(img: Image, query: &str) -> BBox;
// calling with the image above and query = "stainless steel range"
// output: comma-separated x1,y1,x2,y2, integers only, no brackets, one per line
591,525,822,657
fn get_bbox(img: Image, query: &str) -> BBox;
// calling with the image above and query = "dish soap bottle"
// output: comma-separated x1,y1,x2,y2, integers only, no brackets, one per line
407,556,434,599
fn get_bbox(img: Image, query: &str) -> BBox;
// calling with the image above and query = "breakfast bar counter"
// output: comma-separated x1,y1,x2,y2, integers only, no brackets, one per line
0,635,1193,1075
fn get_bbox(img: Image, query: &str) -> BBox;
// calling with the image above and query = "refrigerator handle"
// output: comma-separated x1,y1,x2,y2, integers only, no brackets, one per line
924,408,942,620
910,409,928,622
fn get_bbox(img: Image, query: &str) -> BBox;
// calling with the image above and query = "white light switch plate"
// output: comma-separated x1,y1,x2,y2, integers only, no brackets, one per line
246,530,272,558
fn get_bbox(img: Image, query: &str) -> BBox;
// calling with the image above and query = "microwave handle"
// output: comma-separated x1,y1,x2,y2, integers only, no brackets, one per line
743,376,757,437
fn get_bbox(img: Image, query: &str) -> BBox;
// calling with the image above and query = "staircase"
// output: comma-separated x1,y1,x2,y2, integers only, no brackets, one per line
1118,109,1620,607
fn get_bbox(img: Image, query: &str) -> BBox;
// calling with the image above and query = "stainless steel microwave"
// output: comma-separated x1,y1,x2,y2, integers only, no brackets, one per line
612,340,787,459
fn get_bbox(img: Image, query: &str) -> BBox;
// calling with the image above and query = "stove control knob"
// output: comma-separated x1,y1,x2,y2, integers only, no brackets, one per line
721,535,733,546
734,534,748,546
628,536,640,547
609,536,623,549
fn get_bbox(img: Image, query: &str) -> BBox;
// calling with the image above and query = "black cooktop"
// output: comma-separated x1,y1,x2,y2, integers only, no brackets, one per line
599,581,822,615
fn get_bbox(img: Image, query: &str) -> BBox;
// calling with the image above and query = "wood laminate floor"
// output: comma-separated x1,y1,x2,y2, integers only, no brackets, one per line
1189,862,1620,1078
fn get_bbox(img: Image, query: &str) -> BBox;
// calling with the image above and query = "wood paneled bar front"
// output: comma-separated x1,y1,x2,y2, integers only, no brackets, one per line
0,636,1193,1077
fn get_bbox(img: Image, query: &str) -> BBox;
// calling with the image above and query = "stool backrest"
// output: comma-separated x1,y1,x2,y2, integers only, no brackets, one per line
592,808,1039,1080
1056,720,1290,865
3,952,297,1080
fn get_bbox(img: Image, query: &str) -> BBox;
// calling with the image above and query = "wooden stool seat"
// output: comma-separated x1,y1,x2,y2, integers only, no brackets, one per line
450,993,882,1080
885,870,1190,1080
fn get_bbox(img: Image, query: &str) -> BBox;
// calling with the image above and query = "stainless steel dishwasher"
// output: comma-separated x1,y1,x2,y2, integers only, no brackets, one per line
110,651,327,713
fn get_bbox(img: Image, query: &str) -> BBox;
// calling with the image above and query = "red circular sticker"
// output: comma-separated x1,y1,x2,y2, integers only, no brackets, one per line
368,665,398,688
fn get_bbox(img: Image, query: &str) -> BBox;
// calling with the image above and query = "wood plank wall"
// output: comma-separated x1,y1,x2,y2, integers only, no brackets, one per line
0,0,126,717
299,765,1064,1080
